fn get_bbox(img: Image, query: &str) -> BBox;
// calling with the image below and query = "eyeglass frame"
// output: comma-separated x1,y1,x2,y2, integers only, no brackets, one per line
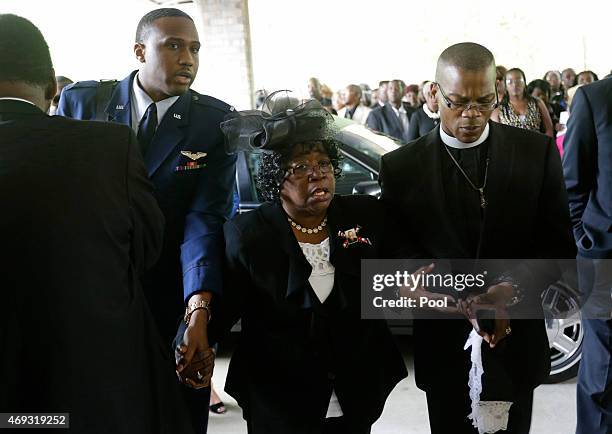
505,78,525,85
284,158,338,179
434,82,499,113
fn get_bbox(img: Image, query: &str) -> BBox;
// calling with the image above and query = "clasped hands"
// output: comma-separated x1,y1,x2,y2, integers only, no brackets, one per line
175,308,215,389
399,263,516,348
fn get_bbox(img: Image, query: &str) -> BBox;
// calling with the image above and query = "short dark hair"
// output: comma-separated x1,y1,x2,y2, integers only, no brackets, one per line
256,141,342,202
0,14,53,86
346,84,362,99
543,70,561,81
135,8,194,43
390,79,405,93
527,79,551,101
435,42,495,83
578,70,599,82
56,76,73,87
496,65,508,81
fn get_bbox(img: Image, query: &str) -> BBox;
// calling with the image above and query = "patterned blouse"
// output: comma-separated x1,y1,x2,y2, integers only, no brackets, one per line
498,97,542,132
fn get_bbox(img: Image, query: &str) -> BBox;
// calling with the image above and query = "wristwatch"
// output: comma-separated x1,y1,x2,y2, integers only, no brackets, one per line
492,274,523,307
184,299,211,324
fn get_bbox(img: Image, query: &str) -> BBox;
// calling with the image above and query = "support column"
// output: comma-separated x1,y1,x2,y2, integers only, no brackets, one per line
193,0,254,109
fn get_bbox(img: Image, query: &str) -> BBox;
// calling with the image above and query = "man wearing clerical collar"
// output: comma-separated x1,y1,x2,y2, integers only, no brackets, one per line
379,42,575,433
406,81,440,141
432,59,498,145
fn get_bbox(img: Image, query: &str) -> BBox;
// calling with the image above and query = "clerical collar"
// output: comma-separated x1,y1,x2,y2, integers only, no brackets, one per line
423,103,440,119
440,122,490,149
0,97,37,106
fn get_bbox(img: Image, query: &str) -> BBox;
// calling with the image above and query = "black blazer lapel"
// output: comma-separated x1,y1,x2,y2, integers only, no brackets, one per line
259,203,314,308
479,122,514,257
323,197,359,310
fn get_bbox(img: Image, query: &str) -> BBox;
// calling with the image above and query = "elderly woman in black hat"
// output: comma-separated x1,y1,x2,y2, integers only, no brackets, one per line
212,92,409,434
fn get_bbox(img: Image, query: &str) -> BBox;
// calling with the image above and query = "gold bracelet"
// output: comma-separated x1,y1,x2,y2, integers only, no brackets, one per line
184,300,211,324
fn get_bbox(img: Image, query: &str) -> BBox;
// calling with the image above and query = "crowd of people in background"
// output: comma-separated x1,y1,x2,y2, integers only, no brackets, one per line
3,7,612,433
252,67,612,154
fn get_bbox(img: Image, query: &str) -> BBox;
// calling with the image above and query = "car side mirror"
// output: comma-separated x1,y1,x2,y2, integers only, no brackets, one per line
352,180,381,198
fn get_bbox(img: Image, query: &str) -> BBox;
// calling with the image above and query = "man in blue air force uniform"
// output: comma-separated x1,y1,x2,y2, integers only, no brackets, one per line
58,8,236,434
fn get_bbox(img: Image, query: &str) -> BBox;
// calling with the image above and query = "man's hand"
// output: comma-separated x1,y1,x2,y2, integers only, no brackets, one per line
175,293,213,388
461,283,515,348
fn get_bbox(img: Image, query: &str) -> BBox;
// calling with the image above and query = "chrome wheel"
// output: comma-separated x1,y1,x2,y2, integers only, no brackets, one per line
542,282,584,381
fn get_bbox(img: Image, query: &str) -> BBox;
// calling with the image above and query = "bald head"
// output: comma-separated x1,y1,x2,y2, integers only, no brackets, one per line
435,42,496,86
432,42,497,143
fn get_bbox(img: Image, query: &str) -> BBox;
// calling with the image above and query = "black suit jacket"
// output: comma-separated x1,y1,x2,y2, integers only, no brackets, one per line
379,122,575,392
406,106,439,141
366,104,413,144
211,195,408,427
0,100,193,434
563,77,612,258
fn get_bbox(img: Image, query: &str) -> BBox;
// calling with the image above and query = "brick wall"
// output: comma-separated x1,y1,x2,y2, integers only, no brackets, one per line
193,0,254,109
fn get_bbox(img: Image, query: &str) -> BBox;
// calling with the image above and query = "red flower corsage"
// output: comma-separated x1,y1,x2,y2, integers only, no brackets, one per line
338,225,372,248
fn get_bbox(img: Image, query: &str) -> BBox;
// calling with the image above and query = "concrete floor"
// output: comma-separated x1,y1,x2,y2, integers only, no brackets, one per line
207,337,577,434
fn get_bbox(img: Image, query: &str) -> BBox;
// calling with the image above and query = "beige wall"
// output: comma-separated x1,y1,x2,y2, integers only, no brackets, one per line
3,0,609,109
248,0,609,98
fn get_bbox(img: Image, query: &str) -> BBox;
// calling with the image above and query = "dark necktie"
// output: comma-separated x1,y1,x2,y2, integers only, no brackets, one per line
137,103,157,155
345,108,352,119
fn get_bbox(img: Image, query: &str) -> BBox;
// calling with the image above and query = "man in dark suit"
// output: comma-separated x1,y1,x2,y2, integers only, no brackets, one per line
58,8,236,433
379,42,575,433
366,79,415,143
0,14,193,433
563,77,612,434
406,81,440,141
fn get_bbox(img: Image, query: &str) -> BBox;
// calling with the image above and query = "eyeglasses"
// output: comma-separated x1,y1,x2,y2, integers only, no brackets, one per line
505,78,525,85
286,159,334,178
435,83,498,112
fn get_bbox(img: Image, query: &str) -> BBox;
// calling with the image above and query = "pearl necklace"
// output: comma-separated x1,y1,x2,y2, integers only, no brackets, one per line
287,216,327,234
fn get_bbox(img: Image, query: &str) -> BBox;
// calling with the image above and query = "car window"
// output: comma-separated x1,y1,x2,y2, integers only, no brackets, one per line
336,156,375,195
336,123,400,158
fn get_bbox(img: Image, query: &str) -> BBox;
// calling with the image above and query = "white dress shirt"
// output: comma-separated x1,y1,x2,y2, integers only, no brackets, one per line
390,104,411,133
130,73,180,133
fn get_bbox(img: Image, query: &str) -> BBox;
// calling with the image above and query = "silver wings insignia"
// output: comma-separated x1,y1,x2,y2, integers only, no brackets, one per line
180,151,207,161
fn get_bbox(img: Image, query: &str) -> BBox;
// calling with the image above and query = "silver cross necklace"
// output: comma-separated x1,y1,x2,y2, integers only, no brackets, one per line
443,145,490,209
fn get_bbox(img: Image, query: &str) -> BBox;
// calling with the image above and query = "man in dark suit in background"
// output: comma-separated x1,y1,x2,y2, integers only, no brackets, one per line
366,79,415,143
0,14,192,433
380,42,575,433
562,77,612,434
58,8,237,433
406,81,440,141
